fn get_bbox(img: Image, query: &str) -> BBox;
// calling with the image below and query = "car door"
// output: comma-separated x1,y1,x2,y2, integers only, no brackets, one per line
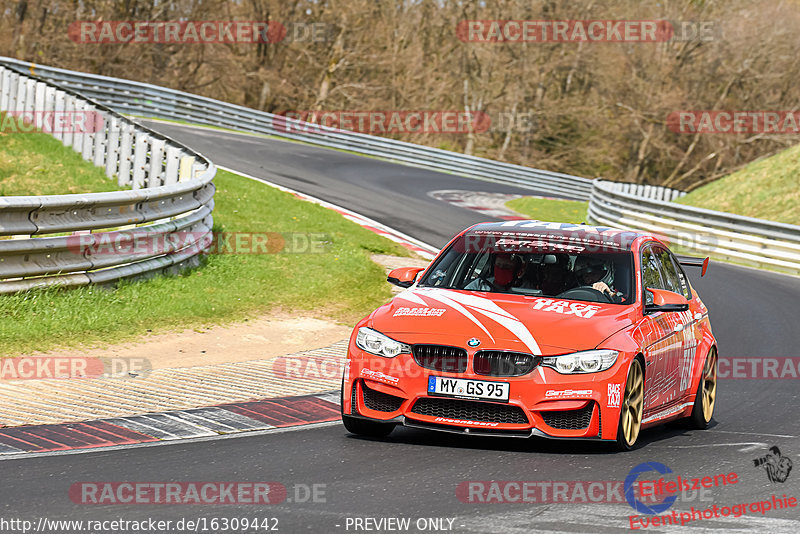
640,244,691,412
661,249,700,399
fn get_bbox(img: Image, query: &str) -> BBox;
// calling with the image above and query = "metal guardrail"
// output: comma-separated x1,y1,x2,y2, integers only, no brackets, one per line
0,63,216,293
589,180,800,273
3,57,798,274
0,57,592,200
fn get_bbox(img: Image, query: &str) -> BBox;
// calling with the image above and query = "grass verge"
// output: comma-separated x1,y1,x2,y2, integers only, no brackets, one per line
0,113,120,196
506,196,589,224
677,144,800,225
0,154,409,355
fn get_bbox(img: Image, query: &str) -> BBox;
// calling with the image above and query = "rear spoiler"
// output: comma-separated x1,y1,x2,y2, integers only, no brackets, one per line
676,256,710,277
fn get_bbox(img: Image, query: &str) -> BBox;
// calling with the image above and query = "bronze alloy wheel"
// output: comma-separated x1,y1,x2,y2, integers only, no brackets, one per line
701,350,718,422
617,359,644,450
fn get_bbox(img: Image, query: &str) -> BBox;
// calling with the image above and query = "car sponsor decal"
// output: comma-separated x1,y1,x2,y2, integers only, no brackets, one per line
433,417,500,427
360,368,399,384
403,289,496,342
532,298,602,318
545,389,593,398
392,306,446,317
607,383,622,408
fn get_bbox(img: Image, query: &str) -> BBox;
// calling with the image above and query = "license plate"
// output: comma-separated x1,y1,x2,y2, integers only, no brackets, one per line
427,376,509,402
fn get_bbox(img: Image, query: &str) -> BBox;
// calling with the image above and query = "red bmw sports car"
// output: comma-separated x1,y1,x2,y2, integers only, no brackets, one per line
341,221,718,450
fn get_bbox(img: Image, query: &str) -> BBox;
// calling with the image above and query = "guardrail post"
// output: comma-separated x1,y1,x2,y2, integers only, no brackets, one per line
105,116,120,179
164,146,181,185
81,104,96,162
118,122,134,187
132,132,149,189
179,156,196,182
69,97,82,151
148,138,166,187
0,67,9,110
92,110,107,168
15,72,26,114
7,71,18,111
24,78,36,116
57,91,70,145
33,81,46,130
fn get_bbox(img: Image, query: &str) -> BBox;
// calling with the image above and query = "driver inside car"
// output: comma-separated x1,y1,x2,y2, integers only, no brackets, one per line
465,253,526,292
571,256,621,301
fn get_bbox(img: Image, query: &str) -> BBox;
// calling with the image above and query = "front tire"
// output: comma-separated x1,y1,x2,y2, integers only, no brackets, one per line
342,414,395,437
615,358,644,451
688,349,717,429
341,380,395,438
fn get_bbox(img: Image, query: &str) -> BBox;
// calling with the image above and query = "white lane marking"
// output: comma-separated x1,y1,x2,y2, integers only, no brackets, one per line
712,429,798,439
649,442,768,450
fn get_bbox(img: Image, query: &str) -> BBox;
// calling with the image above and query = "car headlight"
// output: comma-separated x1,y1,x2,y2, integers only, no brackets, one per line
541,350,618,374
355,327,411,358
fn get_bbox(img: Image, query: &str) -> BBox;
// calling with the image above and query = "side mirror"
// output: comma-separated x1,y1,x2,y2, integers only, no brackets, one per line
387,267,425,288
645,288,690,313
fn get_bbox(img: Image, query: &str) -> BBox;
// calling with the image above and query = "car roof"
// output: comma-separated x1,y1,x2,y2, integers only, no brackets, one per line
464,221,654,252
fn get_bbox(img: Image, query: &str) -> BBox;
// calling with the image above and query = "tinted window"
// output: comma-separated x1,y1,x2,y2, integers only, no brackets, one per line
654,247,683,295
418,234,635,305
641,247,665,292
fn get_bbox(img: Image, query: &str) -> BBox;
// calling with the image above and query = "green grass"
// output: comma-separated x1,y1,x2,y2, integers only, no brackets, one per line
0,165,409,354
0,113,120,196
506,196,589,224
677,144,800,225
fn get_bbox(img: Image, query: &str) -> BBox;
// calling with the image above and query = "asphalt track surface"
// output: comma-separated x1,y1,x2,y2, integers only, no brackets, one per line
3,123,800,533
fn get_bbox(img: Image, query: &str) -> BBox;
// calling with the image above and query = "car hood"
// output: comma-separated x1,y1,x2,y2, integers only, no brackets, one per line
369,287,637,354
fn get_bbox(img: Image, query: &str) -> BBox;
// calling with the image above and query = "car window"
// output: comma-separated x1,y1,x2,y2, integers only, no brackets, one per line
418,234,635,304
667,254,692,299
641,246,666,297
654,247,683,295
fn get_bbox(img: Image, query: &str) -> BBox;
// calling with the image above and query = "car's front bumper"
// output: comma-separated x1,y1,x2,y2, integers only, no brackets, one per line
343,338,629,441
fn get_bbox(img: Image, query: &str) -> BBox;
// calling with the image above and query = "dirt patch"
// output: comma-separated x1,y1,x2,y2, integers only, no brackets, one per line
23,313,351,370
19,255,429,370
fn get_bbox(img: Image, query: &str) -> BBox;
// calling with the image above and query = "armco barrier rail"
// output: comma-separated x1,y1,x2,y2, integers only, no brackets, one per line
0,63,215,293
0,57,592,200
589,180,800,272
2,58,799,274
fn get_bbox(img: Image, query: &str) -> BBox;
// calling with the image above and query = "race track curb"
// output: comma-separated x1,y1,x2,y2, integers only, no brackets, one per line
0,391,340,457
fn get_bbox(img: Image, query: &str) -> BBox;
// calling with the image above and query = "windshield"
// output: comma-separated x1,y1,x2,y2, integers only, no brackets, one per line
419,233,635,305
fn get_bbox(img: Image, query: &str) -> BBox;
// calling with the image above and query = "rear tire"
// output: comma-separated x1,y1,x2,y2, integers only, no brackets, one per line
688,349,717,429
614,358,644,451
341,379,395,438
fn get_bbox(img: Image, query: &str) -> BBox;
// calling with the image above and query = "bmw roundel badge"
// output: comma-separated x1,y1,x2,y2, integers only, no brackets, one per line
467,338,481,348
